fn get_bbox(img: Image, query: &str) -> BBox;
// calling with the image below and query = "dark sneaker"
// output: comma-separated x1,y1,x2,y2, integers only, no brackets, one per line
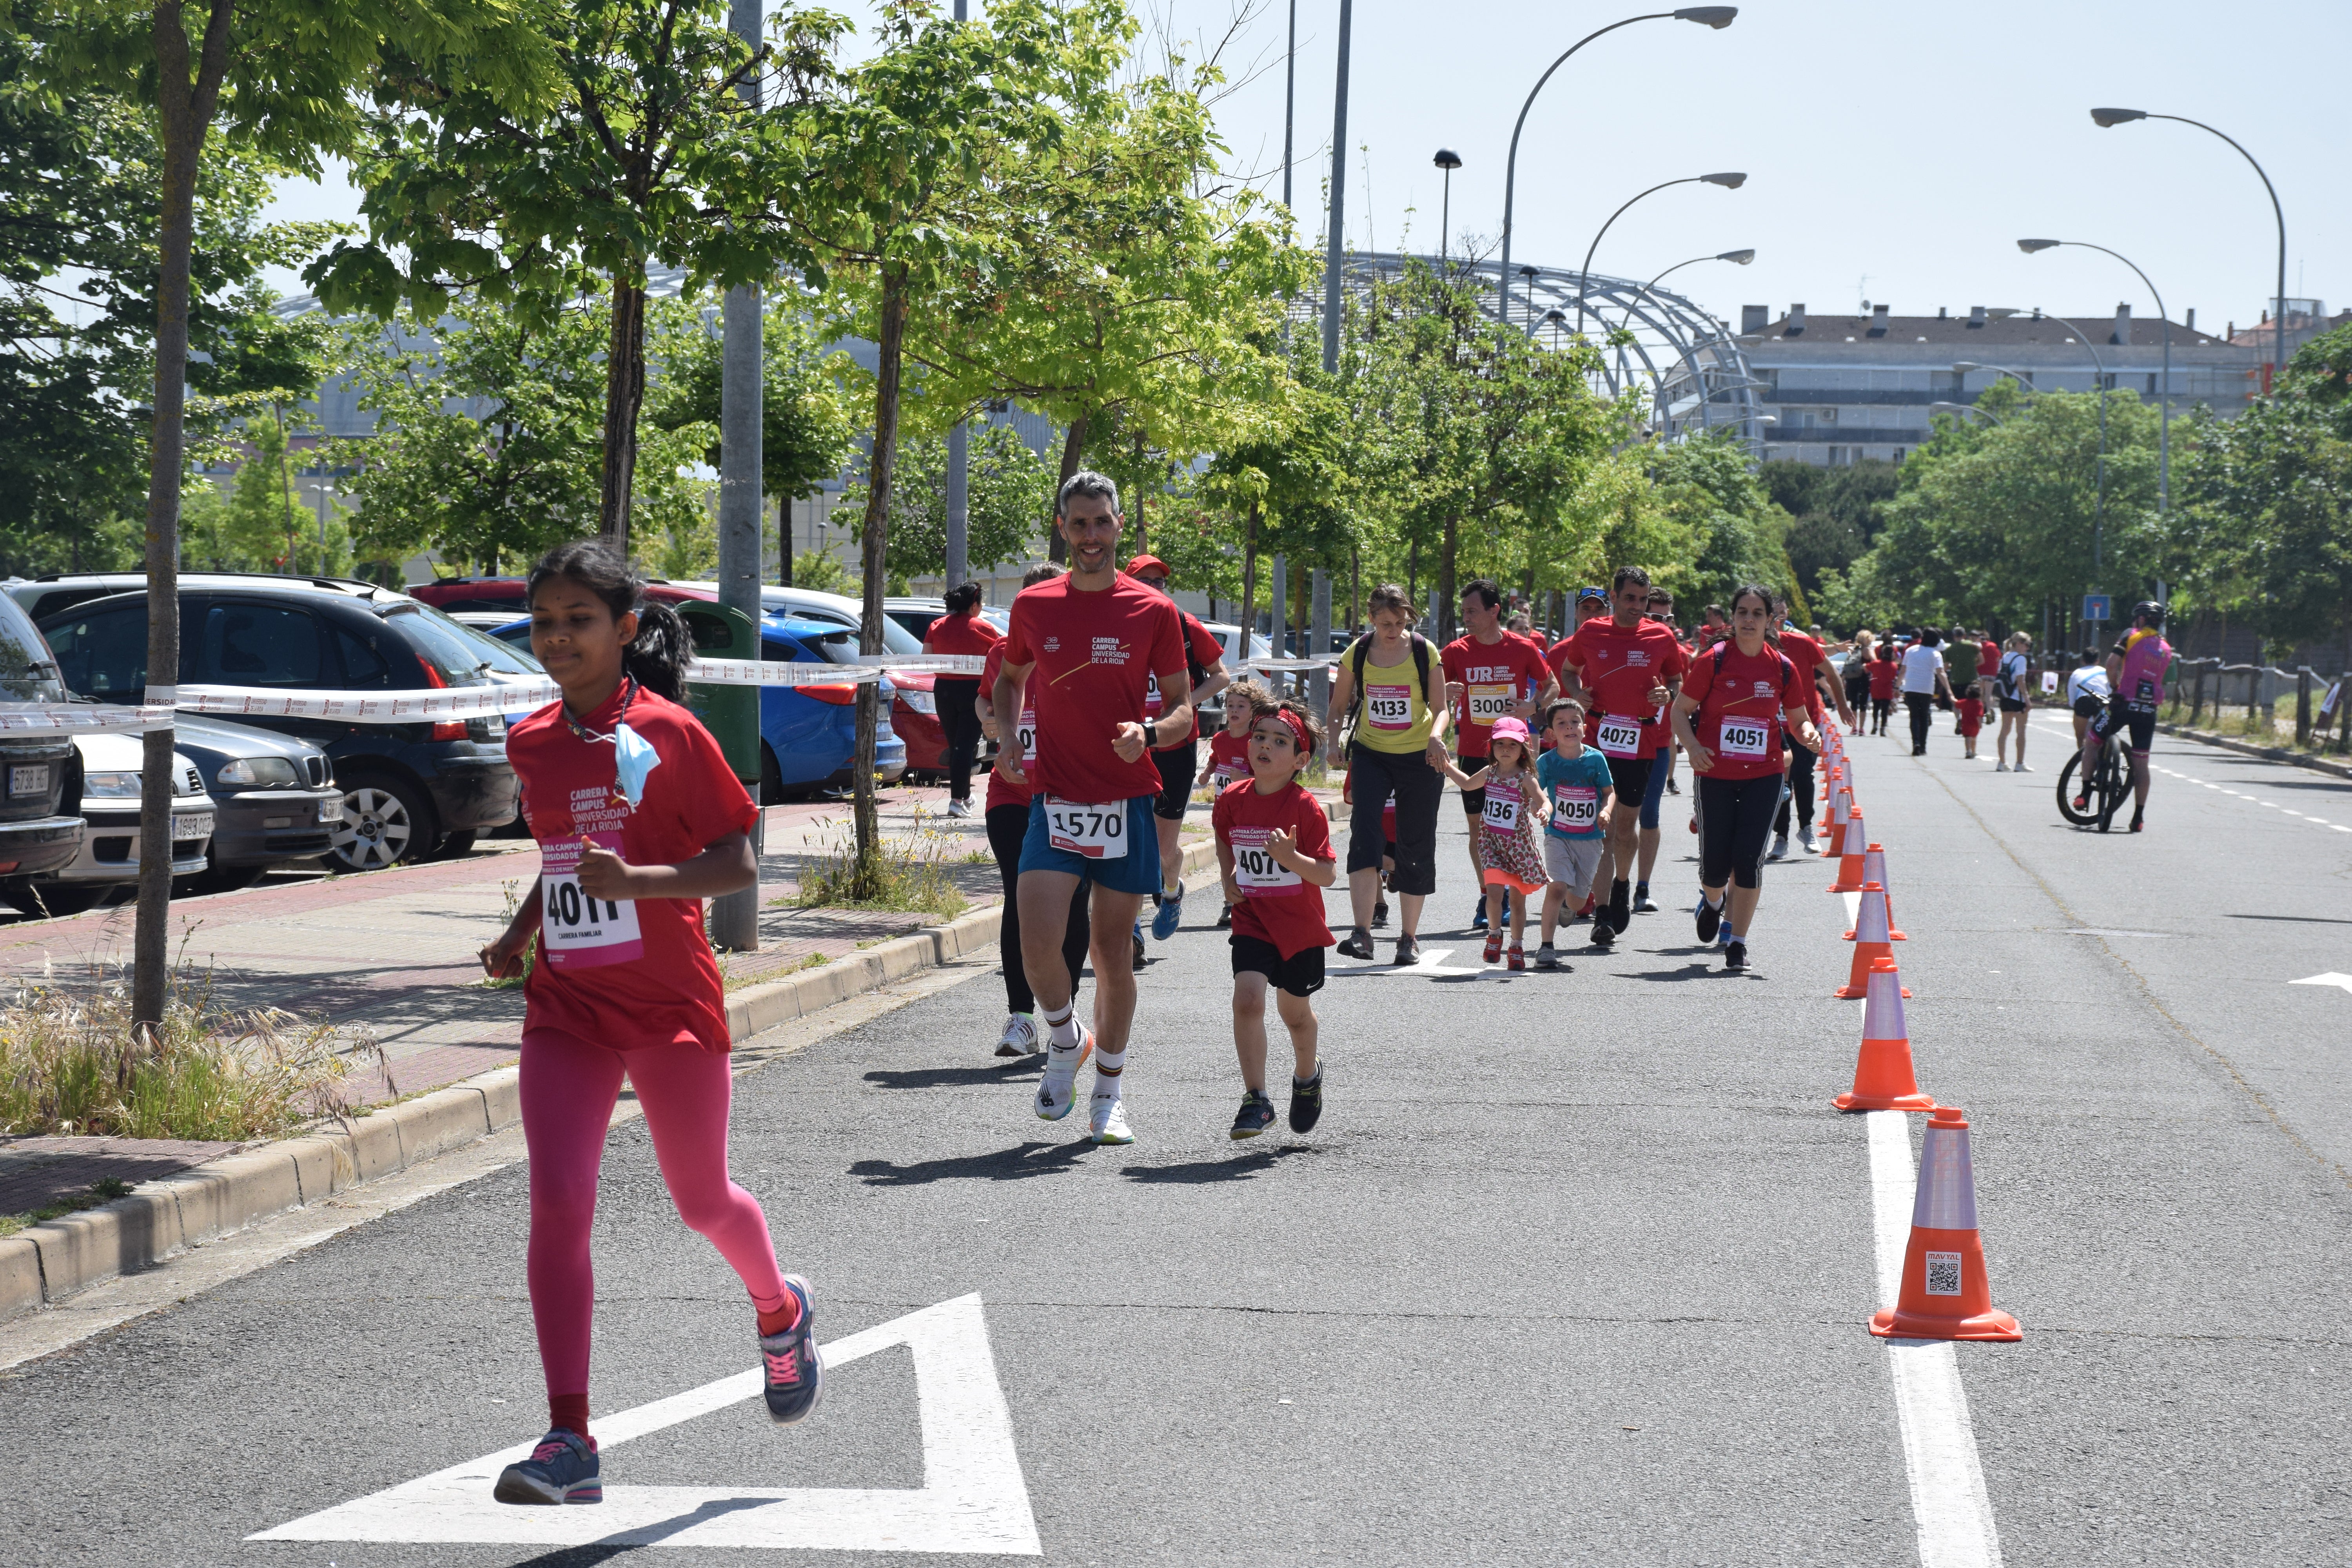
1470,900,1488,931
1608,883,1631,931
495,1428,603,1505
1214,904,1234,930
1588,917,1615,948
1372,897,1389,928
1392,933,1421,967
1693,895,1722,945
1151,884,1183,941
759,1276,823,1426
1723,940,1748,972
1336,928,1375,961
1132,925,1147,969
1230,1089,1276,1140
1288,1067,1324,1134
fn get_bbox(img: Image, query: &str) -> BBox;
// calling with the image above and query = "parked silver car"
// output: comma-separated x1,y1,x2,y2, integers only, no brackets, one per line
2,731,216,917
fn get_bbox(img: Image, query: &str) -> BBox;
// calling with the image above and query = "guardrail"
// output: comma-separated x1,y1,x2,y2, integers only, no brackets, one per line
2172,658,2352,753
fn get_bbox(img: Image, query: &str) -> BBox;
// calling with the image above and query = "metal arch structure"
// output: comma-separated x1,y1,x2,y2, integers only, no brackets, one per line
1316,251,1764,455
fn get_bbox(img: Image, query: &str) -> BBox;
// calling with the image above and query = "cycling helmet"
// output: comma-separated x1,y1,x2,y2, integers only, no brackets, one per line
2131,599,2165,626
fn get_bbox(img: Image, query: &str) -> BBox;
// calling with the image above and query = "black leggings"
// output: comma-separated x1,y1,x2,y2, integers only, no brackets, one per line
1905,692,1935,752
1870,697,1893,731
938,678,983,802
1346,741,1444,897
1774,736,1817,835
986,803,1091,1015
1696,774,1779,890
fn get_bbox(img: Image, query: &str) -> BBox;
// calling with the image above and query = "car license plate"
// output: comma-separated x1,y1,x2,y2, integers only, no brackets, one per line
8,764,48,796
317,795,341,823
170,812,213,840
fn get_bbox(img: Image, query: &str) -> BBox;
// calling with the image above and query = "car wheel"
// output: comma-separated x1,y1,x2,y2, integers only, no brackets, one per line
0,884,105,918
330,773,436,872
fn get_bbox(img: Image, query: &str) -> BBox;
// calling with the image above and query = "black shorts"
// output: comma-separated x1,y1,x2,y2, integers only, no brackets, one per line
1231,933,1327,997
1998,697,2027,713
1152,740,1199,820
1602,752,1652,813
2072,694,2106,720
1456,751,1487,815
2092,701,2156,753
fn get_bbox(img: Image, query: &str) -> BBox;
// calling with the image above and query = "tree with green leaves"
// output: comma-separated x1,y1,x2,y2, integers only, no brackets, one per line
849,422,1053,584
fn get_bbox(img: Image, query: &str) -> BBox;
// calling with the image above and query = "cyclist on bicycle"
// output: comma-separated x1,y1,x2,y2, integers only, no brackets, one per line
2077,602,2172,833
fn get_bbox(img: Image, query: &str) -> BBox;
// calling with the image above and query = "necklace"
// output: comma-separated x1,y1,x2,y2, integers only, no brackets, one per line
562,677,635,745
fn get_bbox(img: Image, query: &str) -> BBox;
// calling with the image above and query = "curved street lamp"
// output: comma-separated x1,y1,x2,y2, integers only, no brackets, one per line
1611,247,1754,335
1497,7,1737,325
2091,108,2286,390
2020,236,2172,514
1573,174,1746,334
1930,400,2003,426
1952,359,2036,389
1434,148,1462,266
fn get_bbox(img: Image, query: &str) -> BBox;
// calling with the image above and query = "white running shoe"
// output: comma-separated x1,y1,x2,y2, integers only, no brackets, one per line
1089,1094,1134,1145
1996,760,2009,772
1767,833,1789,861
995,1013,1038,1057
946,798,973,819
1796,826,1818,856
1033,1027,1093,1121
2016,762,2033,772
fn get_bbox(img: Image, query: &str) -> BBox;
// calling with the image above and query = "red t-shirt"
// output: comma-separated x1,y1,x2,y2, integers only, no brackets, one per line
1204,728,1252,790
1979,641,2000,687
1212,778,1336,959
1146,612,1226,750
981,643,1036,813
1003,573,1185,805
1441,632,1551,759
508,682,760,1053
1555,618,1690,757
1682,642,1806,781
1779,629,1828,720
923,611,1004,661
1866,659,1899,700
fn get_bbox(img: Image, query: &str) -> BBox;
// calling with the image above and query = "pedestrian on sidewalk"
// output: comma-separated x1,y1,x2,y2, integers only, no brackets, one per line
478,541,819,1509
924,582,1003,820
1900,630,1953,755
1994,632,2034,771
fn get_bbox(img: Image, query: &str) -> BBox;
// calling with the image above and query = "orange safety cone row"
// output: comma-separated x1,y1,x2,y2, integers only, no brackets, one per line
1870,1105,2021,1341
1862,842,1906,940
1825,773,1850,836
1828,786,1858,854
1826,808,1869,893
1837,883,1907,998
1834,957,1934,1111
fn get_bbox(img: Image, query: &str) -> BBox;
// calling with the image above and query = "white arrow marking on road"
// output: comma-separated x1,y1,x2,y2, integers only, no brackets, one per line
248,1293,1040,1555
2289,973,2352,995
1325,945,1491,978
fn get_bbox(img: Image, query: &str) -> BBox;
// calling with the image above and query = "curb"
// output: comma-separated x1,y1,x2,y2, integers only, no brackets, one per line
0,836,1220,1327
2155,721,2352,782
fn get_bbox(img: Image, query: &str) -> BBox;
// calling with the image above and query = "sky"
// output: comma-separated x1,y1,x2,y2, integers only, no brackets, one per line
263,0,2345,339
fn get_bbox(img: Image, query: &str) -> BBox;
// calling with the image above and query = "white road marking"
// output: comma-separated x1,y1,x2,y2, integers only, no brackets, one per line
1325,946,1490,978
1867,1112,2007,1568
250,1293,1042,1555
2288,973,2352,995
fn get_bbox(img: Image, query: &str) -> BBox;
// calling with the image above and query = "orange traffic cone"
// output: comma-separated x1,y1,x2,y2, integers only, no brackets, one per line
1837,883,1907,998
1870,1105,2021,1341
1828,785,1858,853
1826,809,1868,893
1834,957,1934,1111
1862,842,1906,941
1825,773,1850,837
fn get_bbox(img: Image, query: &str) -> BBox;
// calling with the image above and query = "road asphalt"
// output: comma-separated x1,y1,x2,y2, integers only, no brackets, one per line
3,721,2347,1567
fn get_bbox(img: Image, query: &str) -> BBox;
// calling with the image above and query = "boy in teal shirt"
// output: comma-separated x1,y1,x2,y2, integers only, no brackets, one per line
1532,699,1615,969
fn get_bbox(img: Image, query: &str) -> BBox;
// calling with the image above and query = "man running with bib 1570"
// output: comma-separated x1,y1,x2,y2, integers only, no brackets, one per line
995,472,1191,1145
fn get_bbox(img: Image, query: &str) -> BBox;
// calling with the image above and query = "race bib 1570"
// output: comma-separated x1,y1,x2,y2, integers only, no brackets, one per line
1045,796,1127,860
541,831,644,969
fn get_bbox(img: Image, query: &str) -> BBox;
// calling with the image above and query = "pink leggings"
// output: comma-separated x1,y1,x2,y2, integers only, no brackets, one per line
519,1027,789,1401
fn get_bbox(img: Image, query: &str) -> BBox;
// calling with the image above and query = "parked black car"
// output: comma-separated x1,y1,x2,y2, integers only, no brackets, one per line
170,716,341,892
37,584,519,871
0,592,86,898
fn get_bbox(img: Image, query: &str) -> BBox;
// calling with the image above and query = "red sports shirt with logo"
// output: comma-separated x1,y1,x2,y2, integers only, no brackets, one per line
1553,619,1690,758
1003,573,1185,805
1145,612,1227,750
1778,628,1829,720
508,683,760,1053
1212,778,1336,959
981,642,1036,813
1441,632,1551,759
1681,643,1806,781
1204,728,1252,790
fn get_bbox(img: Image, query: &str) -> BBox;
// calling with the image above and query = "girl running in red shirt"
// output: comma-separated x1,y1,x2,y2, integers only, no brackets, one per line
1200,678,1275,931
477,541,816,1508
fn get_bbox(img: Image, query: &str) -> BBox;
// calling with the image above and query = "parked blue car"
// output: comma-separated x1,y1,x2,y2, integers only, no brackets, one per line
488,613,906,802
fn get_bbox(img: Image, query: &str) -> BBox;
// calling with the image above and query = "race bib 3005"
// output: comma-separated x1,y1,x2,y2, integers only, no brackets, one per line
1228,826,1302,897
1595,715,1644,757
1466,682,1514,723
1045,796,1128,860
541,831,644,969
1718,717,1771,760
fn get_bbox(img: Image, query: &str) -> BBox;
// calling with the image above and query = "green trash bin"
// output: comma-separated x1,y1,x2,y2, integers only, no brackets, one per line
675,600,763,791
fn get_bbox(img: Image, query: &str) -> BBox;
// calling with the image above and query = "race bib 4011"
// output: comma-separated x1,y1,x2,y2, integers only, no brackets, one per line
541,831,644,969
1045,796,1128,860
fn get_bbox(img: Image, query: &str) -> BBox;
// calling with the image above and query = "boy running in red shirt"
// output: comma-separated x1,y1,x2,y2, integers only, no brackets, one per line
1200,677,1275,931
1214,701,1337,1139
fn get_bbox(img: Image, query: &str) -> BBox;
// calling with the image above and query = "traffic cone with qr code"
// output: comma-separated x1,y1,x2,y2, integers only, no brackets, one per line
1862,842,1907,940
1827,809,1869,893
1870,1105,2021,1341
1836,884,1907,999
1834,958,1934,1111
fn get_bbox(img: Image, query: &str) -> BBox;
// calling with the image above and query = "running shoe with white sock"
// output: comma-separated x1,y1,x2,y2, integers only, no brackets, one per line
995,1012,1039,1057
1693,892,1723,945
1087,1046,1131,1143
759,1275,822,1425
1033,1013,1095,1121
495,1429,602,1506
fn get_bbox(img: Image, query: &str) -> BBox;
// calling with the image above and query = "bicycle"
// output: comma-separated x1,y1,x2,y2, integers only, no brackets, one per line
2056,734,2128,832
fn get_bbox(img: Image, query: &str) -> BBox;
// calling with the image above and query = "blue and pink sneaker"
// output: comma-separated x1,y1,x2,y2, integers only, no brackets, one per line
760,1275,823,1426
494,1428,602,1505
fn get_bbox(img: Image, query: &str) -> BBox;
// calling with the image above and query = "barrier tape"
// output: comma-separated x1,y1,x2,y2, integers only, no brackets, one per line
1241,656,1343,672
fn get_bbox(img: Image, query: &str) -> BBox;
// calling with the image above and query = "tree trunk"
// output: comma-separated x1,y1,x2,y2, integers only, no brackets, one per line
1239,499,1259,657
853,265,909,895
1437,515,1460,643
1048,413,1087,563
133,0,234,1031
1349,540,1360,634
597,278,649,551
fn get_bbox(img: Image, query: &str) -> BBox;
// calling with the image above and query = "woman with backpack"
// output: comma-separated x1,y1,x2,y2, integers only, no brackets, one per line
1325,584,1453,966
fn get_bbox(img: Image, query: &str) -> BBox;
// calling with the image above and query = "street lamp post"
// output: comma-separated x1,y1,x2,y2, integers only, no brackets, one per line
1610,247,1754,334
1929,401,2003,426
1320,0,1353,373
2091,109,2286,393
1573,174,1746,334
1515,265,1537,327
1497,7,1736,326
2019,236,2172,514
1951,359,2036,390
1434,149,1461,267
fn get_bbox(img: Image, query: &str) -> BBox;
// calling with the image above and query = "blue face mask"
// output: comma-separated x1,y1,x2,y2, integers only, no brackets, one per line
612,720,661,807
